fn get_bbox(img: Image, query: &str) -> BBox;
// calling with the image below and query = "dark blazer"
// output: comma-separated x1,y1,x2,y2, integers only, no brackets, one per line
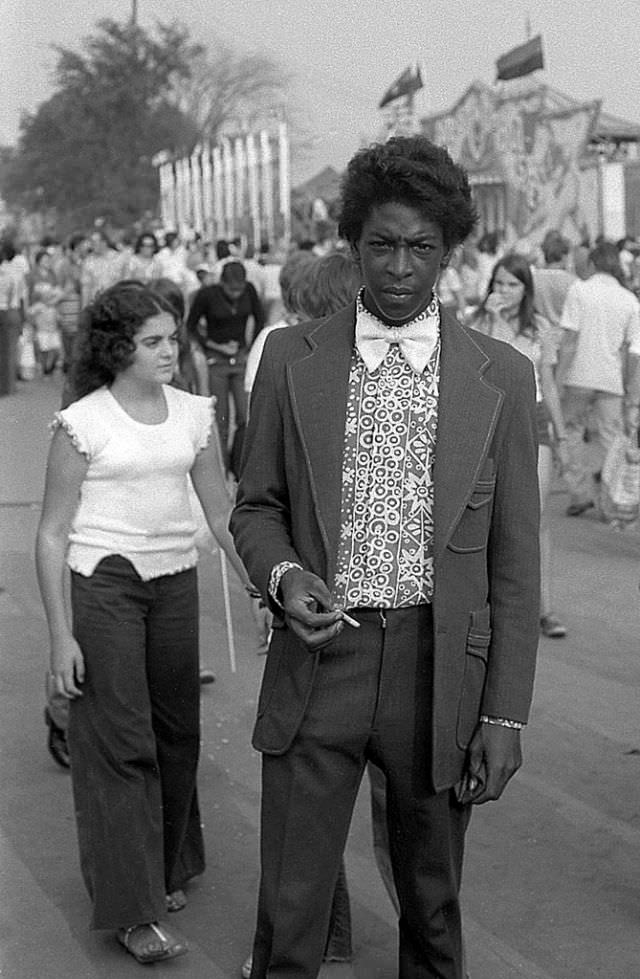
231,303,540,791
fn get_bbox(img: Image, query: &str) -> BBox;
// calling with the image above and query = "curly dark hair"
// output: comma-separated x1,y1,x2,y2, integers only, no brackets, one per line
70,280,180,400
338,136,477,250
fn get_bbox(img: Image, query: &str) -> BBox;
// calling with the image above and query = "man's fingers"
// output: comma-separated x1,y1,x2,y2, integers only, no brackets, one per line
288,599,342,629
286,615,344,650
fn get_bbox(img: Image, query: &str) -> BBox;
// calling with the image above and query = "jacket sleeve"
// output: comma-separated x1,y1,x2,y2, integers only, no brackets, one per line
482,357,540,722
230,334,303,604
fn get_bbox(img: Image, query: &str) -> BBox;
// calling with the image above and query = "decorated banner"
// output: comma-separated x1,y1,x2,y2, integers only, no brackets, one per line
422,81,600,242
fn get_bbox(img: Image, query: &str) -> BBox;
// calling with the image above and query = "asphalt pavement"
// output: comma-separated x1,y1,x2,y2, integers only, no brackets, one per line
0,374,639,979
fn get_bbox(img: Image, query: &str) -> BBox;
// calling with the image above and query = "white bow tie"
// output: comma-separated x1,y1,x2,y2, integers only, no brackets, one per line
355,307,440,374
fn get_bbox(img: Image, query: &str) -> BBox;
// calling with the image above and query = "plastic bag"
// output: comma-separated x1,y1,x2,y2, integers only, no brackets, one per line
600,434,640,524
16,328,37,381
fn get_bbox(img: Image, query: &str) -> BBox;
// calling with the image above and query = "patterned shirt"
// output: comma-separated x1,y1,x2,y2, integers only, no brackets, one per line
332,299,440,609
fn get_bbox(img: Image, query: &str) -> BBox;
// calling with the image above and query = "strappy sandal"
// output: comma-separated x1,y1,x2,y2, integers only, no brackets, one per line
165,889,187,912
118,922,188,964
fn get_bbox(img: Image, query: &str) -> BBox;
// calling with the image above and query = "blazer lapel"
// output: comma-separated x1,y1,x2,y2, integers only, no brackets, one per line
287,305,355,581
434,313,504,563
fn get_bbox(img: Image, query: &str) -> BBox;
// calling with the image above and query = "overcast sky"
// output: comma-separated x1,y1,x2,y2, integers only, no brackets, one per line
1,0,639,182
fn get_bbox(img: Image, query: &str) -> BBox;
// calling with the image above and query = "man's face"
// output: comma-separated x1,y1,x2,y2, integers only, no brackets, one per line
354,202,447,325
221,280,245,303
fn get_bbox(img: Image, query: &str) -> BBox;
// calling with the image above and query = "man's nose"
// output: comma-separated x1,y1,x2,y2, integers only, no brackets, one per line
390,244,411,277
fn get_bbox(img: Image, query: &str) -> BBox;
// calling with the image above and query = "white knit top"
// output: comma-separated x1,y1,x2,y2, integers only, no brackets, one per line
52,385,214,580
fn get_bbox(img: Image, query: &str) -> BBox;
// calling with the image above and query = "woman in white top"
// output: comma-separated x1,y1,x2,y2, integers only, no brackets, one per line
468,253,569,639
122,232,162,283
35,281,252,965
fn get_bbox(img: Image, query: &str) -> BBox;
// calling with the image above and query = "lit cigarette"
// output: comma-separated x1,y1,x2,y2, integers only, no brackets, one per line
338,610,360,628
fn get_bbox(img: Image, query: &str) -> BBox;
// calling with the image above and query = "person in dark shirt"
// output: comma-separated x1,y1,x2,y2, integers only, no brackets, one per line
186,261,265,471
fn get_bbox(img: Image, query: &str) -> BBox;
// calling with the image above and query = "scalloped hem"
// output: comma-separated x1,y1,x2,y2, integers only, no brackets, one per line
67,554,199,581
194,395,218,454
50,414,91,459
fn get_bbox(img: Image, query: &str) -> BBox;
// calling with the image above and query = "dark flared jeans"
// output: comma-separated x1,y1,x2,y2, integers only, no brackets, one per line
69,555,205,930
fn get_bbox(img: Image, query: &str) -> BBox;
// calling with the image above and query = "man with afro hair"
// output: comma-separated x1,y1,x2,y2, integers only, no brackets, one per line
232,136,540,978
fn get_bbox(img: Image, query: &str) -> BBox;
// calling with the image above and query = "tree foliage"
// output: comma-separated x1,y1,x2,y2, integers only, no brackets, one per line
1,19,202,229
1,20,200,230
171,40,288,139
1,18,288,234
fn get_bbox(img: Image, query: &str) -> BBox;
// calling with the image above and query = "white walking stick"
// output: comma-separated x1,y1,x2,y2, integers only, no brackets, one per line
219,548,237,673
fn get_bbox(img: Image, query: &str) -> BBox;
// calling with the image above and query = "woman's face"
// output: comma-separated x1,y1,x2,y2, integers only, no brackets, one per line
490,266,526,315
121,312,179,386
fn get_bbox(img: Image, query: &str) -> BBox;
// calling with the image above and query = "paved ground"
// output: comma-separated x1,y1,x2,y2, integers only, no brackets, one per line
0,375,639,979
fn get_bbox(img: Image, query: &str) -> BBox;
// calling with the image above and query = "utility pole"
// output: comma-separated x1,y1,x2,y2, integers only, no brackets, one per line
131,0,138,25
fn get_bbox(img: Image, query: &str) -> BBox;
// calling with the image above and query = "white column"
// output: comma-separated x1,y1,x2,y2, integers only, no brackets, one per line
235,136,247,235
260,129,275,247
278,121,291,248
212,145,224,240
190,146,203,235
201,142,213,240
222,137,235,238
246,133,261,249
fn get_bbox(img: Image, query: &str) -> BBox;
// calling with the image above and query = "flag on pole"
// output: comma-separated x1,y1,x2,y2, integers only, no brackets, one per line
495,34,544,81
379,63,423,109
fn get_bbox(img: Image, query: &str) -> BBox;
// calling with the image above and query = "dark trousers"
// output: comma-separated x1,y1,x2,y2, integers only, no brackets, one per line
207,357,247,466
69,556,205,930
0,309,19,395
250,606,470,979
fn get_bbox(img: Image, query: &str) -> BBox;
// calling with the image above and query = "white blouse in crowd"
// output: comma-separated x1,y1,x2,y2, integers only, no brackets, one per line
52,385,214,580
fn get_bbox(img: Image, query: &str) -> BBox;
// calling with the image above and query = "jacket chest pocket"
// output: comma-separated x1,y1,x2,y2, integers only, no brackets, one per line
447,476,496,554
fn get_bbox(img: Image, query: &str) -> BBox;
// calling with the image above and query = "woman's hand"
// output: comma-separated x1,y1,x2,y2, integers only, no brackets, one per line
485,292,507,318
50,634,85,698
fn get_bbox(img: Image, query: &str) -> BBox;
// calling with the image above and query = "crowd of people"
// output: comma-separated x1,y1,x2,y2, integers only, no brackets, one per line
2,132,639,977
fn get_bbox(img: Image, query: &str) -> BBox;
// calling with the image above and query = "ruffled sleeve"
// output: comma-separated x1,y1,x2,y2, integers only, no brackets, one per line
48,388,112,461
50,410,93,460
193,394,217,454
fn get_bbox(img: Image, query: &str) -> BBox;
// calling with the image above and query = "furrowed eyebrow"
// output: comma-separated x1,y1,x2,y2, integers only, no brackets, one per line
368,232,438,244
